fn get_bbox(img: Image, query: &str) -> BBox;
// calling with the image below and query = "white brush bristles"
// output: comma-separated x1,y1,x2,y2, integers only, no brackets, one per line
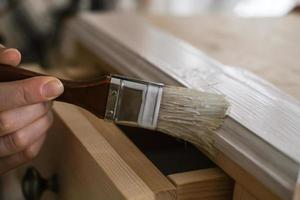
157,86,229,156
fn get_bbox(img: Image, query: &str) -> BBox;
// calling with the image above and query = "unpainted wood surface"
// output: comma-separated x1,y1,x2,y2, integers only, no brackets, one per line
168,168,233,200
215,151,280,200
233,184,257,200
79,108,176,199
53,102,176,200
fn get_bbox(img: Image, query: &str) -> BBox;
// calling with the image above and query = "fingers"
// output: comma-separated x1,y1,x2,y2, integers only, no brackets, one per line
0,111,53,157
0,48,21,66
0,102,52,136
0,134,46,175
0,45,55,174
0,76,64,111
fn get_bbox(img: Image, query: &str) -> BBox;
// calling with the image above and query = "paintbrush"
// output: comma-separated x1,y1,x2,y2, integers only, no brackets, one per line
0,64,229,153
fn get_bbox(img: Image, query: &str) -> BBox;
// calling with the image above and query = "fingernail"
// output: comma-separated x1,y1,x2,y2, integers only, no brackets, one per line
42,79,64,99
2,48,18,54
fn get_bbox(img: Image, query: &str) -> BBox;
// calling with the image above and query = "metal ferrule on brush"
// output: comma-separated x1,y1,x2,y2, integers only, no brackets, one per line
104,75,164,130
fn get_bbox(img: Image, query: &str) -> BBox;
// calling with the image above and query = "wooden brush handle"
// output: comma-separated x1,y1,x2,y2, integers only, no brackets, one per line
0,64,111,118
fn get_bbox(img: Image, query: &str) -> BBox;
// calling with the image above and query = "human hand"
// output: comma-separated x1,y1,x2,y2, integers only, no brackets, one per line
0,46,64,174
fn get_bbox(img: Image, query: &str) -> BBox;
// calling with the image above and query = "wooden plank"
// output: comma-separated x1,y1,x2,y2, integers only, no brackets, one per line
168,168,233,200
233,184,257,200
216,151,280,200
60,13,300,199
52,102,176,200
79,108,176,199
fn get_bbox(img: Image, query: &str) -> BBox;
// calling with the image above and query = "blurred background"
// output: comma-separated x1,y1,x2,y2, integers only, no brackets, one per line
0,0,299,67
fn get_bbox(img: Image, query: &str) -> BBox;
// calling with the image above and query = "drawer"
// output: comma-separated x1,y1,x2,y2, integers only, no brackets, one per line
2,102,233,200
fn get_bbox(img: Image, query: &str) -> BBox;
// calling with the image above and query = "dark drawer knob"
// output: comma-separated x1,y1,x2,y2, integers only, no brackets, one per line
22,167,58,200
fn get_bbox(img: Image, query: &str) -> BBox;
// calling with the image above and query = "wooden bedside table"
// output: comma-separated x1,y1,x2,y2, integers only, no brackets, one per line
2,12,300,200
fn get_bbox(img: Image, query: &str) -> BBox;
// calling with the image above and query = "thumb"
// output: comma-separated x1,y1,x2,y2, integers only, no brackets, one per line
0,77,64,111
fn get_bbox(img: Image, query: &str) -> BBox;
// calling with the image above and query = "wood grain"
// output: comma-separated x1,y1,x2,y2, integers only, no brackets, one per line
53,102,176,200
59,13,300,199
79,108,176,199
168,168,233,200
233,184,257,200
216,151,280,200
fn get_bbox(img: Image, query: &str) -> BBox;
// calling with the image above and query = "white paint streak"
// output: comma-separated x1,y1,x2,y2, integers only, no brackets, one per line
157,86,229,156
